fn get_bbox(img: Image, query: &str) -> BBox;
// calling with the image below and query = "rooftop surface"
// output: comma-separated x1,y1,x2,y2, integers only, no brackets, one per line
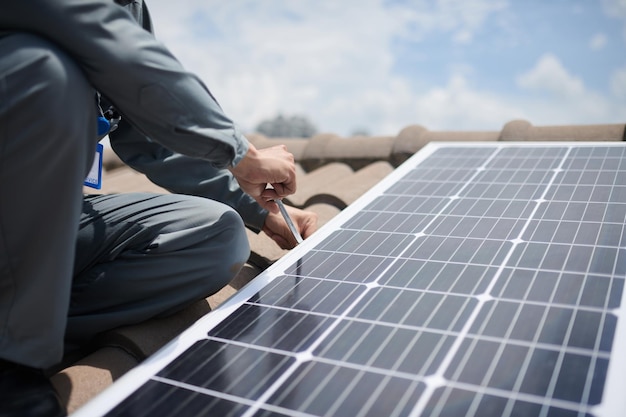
54,119,625,414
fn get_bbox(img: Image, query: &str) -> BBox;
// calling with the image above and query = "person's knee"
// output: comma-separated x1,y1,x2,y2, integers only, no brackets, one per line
189,205,250,297
213,208,250,285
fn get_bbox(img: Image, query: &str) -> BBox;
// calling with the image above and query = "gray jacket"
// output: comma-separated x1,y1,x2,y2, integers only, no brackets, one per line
0,0,267,231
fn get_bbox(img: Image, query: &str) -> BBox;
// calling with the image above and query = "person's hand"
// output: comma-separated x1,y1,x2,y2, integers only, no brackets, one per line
263,205,318,249
229,144,296,213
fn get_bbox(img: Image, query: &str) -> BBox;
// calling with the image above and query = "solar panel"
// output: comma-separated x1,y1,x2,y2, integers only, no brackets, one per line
74,142,626,417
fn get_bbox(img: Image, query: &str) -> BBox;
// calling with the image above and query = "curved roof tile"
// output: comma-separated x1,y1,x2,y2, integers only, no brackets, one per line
285,162,354,207
500,120,626,142
302,161,394,208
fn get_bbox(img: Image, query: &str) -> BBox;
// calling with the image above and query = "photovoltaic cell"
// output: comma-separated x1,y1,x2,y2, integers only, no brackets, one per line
76,143,626,417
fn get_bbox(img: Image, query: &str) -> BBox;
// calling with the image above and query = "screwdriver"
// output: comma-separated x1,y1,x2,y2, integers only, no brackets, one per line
275,199,304,245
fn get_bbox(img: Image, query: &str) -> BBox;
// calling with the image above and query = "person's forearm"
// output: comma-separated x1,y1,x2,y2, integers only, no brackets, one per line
109,121,268,231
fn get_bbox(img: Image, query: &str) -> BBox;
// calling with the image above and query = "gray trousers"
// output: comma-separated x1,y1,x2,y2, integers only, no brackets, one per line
0,34,249,368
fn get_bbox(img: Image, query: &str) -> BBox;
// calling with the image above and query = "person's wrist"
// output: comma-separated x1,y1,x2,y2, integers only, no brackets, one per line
229,143,258,176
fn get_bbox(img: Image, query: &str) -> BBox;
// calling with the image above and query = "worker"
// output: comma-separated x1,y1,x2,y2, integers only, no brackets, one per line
0,1,317,415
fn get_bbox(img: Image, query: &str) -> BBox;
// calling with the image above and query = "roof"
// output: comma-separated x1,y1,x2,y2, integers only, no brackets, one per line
51,119,625,413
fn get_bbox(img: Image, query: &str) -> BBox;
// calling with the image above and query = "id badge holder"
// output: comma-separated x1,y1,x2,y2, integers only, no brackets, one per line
84,143,104,189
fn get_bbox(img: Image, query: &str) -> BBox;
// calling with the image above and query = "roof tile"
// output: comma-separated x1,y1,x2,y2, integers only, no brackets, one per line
285,162,354,207
300,133,395,171
302,161,394,209
500,120,626,141
304,203,342,226
94,299,211,360
50,347,138,414
246,133,310,161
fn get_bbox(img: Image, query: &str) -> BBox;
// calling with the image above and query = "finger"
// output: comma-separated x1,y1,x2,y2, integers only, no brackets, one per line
261,188,280,201
300,222,315,239
258,198,279,214
263,225,293,249
275,235,293,250
271,181,296,198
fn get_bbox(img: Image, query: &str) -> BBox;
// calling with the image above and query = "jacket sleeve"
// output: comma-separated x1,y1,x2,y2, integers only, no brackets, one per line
109,118,269,233
0,0,248,168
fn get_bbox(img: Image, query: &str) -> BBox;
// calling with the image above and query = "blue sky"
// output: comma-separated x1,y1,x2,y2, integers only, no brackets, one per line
146,0,626,136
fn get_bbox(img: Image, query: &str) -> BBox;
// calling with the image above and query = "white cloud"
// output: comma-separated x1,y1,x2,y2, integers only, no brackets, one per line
304,74,526,134
145,0,517,134
143,1,623,136
413,74,624,131
589,33,608,50
514,55,626,126
410,75,525,130
146,0,406,134
391,0,509,44
516,54,585,97
611,66,626,99
601,0,626,18
601,0,626,40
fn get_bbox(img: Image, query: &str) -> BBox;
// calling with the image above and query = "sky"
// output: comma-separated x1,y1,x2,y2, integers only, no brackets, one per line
145,0,626,137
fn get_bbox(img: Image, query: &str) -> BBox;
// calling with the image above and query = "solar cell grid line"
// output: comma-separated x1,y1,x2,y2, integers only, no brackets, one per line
407,145,577,417
72,142,626,417
235,230,450,416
